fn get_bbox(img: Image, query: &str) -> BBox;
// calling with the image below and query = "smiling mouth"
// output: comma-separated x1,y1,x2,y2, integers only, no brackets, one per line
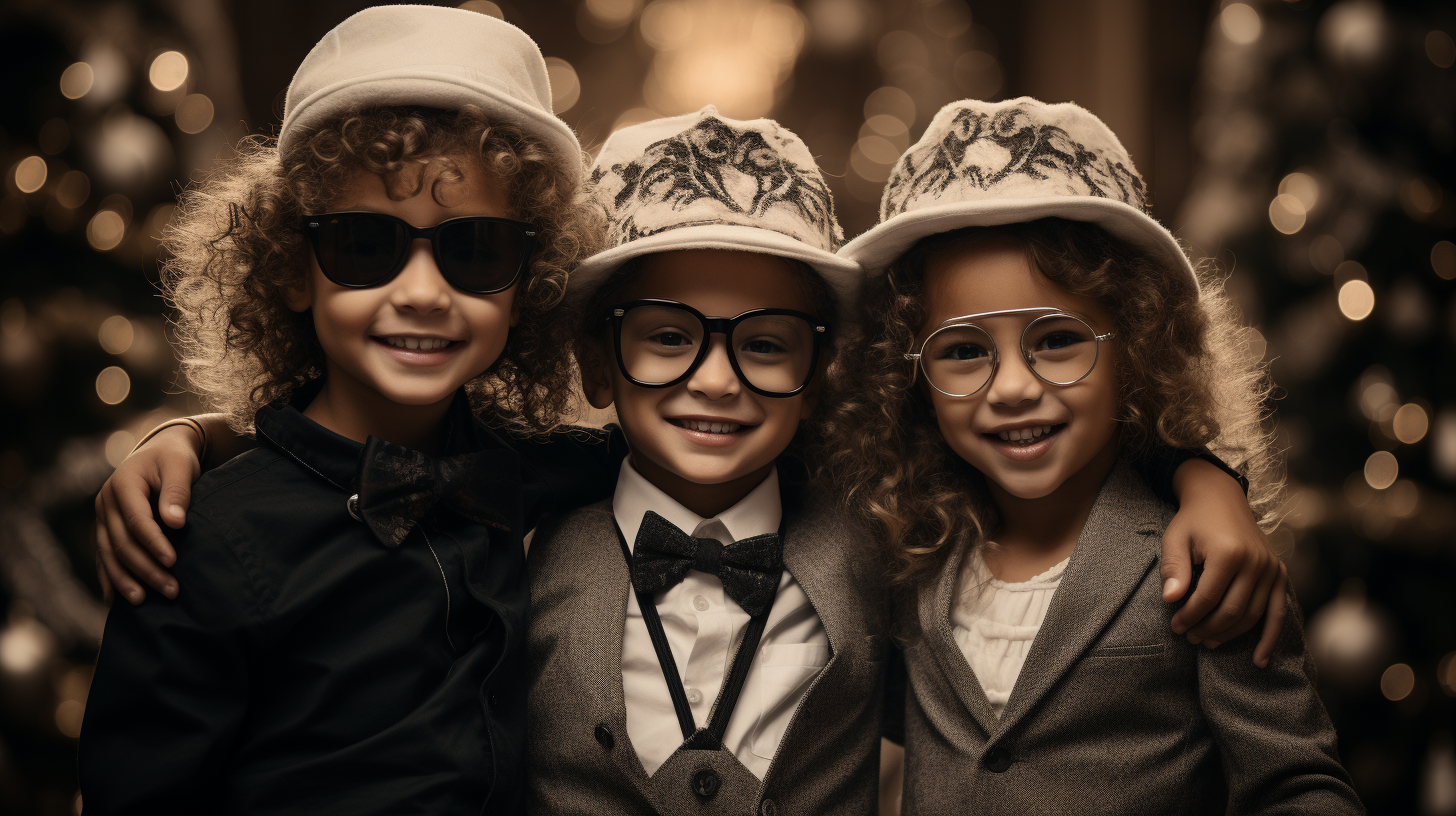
991,424,1064,446
377,336,457,351
669,419,746,434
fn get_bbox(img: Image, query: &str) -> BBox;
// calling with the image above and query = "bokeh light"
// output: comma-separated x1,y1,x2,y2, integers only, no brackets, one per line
98,316,134,355
0,616,52,674
1364,450,1399,490
1426,30,1455,68
104,430,136,468
584,0,641,27
1279,171,1320,211
1220,3,1262,45
87,210,126,251
1401,176,1442,219
55,699,84,739
1385,479,1419,518
1381,663,1415,701
457,0,504,18
148,51,189,92
544,58,580,114
1440,652,1456,698
1392,404,1429,444
1433,241,1456,280
864,85,915,127
59,62,94,99
95,366,130,405
13,156,48,194
1269,193,1306,233
877,30,929,82
804,0,874,53
1337,279,1375,320
56,171,90,209
175,93,215,134
641,0,805,119
1319,0,1386,67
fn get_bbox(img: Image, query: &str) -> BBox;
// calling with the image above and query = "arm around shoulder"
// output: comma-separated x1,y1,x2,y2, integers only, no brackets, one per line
1197,589,1364,814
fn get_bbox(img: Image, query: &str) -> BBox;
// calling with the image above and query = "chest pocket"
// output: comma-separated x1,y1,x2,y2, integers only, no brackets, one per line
749,642,830,759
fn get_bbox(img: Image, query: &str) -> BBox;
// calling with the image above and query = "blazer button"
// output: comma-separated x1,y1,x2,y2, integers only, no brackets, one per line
692,768,721,800
983,746,1012,773
594,724,615,751
760,798,777,816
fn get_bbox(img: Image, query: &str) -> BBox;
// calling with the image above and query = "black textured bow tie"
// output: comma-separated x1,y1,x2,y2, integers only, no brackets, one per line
630,511,783,617
353,436,519,548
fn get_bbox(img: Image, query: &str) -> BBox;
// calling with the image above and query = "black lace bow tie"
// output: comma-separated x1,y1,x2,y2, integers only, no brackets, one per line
630,511,783,617
353,436,518,548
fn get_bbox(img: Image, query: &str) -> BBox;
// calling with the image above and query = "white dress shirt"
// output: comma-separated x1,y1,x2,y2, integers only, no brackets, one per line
614,459,829,779
950,547,1069,718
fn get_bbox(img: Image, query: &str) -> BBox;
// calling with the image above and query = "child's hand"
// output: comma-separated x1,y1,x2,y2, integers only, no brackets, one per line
93,425,202,605
1161,457,1287,669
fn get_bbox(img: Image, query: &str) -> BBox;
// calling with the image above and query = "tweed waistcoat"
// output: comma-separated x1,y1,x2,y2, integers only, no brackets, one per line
525,484,887,816
900,461,1363,816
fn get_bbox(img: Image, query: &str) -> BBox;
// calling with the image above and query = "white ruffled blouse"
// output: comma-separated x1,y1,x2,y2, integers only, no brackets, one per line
949,547,1070,718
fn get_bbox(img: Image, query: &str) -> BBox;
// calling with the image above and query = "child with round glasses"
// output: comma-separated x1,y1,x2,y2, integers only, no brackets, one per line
824,98,1362,813
78,8,623,814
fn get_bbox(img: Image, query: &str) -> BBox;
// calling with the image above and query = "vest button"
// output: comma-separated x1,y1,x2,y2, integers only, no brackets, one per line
692,768,721,800
594,724,615,751
760,798,777,816
983,746,1012,773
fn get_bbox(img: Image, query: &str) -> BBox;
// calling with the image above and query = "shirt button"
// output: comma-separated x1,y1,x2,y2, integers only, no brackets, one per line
693,595,710,611
692,768,721,800
983,746,1012,773
686,687,703,704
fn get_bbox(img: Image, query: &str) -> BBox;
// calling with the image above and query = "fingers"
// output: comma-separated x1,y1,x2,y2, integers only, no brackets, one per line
1252,566,1289,668
156,455,197,531
94,521,146,605
1170,548,1240,636
113,470,178,568
107,503,179,598
102,479,179,598
1192,555,1277,647
95,548,114,607
1159,519,1195,604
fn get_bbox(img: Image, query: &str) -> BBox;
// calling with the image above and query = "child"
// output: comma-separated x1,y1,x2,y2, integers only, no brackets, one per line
825,97,1363,813
78,7,621,813
521,107,889,814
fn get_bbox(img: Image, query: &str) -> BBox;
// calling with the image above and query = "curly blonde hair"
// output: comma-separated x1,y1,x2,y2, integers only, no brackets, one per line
816,218,1279,585
164,105,600,436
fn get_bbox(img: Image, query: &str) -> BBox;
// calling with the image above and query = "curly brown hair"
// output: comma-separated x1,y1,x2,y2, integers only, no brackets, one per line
816,218,1279,585
164,105,600,436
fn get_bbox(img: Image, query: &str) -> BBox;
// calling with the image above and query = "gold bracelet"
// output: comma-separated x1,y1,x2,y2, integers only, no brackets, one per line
130,417,209,461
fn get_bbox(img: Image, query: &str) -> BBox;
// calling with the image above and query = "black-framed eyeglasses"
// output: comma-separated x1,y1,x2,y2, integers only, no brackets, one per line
301,211,538,295
904,307,1115,398
606,299,829,398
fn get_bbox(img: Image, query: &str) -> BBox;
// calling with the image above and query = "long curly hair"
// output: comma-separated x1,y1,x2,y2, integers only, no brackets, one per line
164,105,600,435
816,218,1279,585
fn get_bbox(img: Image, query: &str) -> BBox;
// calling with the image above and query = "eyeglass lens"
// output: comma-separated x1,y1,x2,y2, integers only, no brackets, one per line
921,314,1102,396
309,213,530,294
617,303,818,394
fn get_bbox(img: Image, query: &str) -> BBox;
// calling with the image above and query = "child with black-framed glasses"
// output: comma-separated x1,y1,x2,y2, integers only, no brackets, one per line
78,8,624,813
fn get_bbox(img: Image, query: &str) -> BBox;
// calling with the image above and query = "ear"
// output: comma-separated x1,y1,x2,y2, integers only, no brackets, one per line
284,271,313,313
578,335,615,410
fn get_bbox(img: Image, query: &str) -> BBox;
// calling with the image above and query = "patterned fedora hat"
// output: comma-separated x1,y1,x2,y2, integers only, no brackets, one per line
840,97,1197,290
572,106,862,307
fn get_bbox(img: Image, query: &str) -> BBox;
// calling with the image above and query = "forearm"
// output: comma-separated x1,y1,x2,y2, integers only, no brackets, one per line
195,413,254,471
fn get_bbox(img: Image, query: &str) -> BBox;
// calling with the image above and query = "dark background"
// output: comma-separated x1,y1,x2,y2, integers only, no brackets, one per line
1,0,1452,813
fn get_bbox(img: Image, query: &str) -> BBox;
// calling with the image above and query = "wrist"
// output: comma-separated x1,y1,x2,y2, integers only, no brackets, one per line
131,417,208,461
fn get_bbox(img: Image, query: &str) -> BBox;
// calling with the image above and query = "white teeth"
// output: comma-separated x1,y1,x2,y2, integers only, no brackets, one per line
680,420,741,434
384,337,451,350
997,425,1054,444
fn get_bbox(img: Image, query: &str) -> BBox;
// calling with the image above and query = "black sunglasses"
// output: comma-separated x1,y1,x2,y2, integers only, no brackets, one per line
301,212,538,295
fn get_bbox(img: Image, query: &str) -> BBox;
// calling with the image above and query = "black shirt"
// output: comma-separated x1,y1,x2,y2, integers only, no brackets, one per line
79,388,622,815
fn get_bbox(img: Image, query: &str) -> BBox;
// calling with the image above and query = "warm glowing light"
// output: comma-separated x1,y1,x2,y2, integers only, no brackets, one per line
1359,380,1397,422
1426,30,1456,68
1392,404,1429,444
1278,172,1320,211
864,114,908,140
1337,279,1374,320
612,107,658,133
1309,235,1343,274
0,618,50,674
96,366,131,405
1220,3,1262,45
105,430,136,468
1435,410,1456,482
1319,0,1385,66
640,1,694,50
87,210,126,251
60,62,94,99
1439,652,1456,697
1433,241,1456,280
1363,451,1398,490
13,156,48,194
805,0,872,52
1402,177,1442,217
56,171,90,209
1268,193,1306,234
149,51,189,92
175,94,214,134
1380,663,1415,701
864,86,915,127
1334,259,1367,284
457,1,504,18
585,0,641,26
99,315,134,354
544,58,580,114
877,30,929,80
849,141,892,183
1385,479,1419,518
56,699,85,739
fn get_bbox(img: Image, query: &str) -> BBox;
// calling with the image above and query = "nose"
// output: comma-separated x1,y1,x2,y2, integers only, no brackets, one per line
387,239,452,313
685,336,741,400
984,344,1044,407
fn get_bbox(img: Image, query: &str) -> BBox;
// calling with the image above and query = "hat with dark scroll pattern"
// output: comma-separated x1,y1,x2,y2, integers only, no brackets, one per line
572,106,863,308
840,97,1197,291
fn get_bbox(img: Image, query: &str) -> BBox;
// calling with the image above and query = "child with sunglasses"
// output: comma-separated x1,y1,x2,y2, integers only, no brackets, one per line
78,8,622,814
824,98,1362,813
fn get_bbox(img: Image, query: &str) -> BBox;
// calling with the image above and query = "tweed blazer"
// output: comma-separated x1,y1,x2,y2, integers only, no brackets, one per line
901,462,1363,815
525,484,888,815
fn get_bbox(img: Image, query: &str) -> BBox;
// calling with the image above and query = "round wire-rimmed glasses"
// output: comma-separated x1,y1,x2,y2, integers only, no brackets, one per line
903,307,1115,398
606,299,829,398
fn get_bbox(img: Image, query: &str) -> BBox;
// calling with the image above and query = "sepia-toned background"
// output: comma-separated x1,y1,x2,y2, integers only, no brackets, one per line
0,0,1452,813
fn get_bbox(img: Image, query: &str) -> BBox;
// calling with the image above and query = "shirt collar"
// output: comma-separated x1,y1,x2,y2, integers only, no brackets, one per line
612,458,782,551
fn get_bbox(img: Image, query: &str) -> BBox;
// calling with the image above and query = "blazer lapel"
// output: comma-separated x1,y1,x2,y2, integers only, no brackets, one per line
993,461,1164,735
919,537,1001,736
